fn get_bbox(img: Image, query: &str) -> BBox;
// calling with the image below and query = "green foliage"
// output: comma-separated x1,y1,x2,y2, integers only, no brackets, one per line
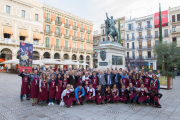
161,72,175,78
153,42,180,77
159,3,163,43
94,64,98,68
118,19,121,44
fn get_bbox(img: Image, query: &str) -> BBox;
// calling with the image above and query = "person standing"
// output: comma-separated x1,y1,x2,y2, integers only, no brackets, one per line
68,71,76,89
89,71,99,89
29,70,40,106
76,72,83,87
98,71,106,93
19,69,30,101
55,73,63,105
114,70,121,96
5,66,8,73
47,73,56,105
120,70,128,88
105,71,115,88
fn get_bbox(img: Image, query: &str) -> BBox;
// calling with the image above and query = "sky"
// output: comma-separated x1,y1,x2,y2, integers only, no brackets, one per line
40,0,179,31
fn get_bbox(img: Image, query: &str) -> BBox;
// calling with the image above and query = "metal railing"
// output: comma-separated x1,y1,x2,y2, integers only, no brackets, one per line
64,34,70,39
73,26,77,30
136,26,143,30
45,18,52,23
145,35,153,39
87,29,91,34
145,56,154,59
164,34,169,37
72,36,77,40
145,25,152,29
72,48,77,52
80,28,85,32
126,37,135,41
44,30,52,35
137,36,143,40
65,23,70,28
55,33,62,37
55,20,62,26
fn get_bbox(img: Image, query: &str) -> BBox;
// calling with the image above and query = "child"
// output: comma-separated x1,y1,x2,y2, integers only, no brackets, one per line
38,73,48,106
96,85,105,105
29,70,40,106
61,84,74,107
62,74,68,91
19,69,30,101
127,83,137,103
85,83,96,102
48,73,56,105
120,84,129,104
105,85,112,104
111,84,121,102
137,83,150,106
55,73,63,105
149,90,162,108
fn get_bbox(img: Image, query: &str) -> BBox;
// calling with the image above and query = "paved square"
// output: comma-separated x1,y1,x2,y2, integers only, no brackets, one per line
0,73,180,120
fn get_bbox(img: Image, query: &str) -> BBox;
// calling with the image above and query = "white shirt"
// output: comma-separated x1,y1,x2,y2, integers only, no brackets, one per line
82,75,89,81
61,89,74,100
85,86,95,96
108,75,111,84
148,74,153,78
156,74,160,78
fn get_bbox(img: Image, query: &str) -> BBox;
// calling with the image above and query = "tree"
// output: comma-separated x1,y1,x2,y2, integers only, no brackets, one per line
153,42,180,77
118,19,121,44
159,3,163,43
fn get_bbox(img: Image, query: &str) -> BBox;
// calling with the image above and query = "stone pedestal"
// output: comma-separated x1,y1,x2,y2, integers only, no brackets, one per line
95,41,126,70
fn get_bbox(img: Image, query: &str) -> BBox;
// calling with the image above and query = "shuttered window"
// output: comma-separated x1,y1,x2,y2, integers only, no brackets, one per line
73,42,76,48
65,41,68,47
139,51,142,56
148,41,151,48
87,44,90,50
65,29,68,35
139,32,142,36
80,43,83,49
45,37,49,47
155,31,158,38
73,31,76,37
139,42,142,48
164,29,168,37
56,39,59,48
147,31,151,35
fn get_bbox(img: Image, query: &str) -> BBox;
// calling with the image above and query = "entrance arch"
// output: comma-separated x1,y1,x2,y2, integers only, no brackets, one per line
54,53,60,59
43,52,50,59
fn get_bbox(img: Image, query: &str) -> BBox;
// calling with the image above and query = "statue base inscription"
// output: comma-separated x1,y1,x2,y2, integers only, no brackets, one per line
94,41,126,70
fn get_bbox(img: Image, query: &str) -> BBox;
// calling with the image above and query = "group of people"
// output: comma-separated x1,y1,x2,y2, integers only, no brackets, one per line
19,65,162,108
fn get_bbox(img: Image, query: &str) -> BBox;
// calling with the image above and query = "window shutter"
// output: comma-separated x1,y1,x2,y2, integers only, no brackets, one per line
147,31,151,34
131,24,133,30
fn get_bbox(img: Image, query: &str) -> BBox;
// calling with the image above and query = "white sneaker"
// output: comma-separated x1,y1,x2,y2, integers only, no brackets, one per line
51,102,54,105
48,103,51,106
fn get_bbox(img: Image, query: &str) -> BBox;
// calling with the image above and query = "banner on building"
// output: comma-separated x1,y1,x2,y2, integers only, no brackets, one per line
154,10,168,27
19,42,33,73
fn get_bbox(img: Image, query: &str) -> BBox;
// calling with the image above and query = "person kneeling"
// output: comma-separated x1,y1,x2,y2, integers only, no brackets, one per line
149,90,162,108
137,83,150,106
85,83,96,103
73,83,85,105
96,85,105,105
61,84,74,107
111,84,121,103
127,83,137,104
120,84,129,104
105,85,112,104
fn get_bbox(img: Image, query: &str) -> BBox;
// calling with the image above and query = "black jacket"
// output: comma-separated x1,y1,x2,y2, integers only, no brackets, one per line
105,74,116,85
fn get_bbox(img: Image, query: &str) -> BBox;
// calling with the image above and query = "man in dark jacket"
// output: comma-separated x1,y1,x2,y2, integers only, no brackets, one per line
114,70,121,96
105,71,115,88
68,71,76,88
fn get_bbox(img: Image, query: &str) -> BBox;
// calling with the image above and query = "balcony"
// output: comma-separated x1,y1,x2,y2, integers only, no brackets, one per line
80,38,84,41
64,34,70,39
155,36,159,38
80,49,85,53
137,46,153,50
90,40,93,44
126,37,135,41
80,28,85,32
145,35,153,40
147,46,153,49
44,30,52,35
72,36,78,40
55,33,62,38
45,18,52,23
145,25,152,30
86,39,90,43
63,47,71,51
164,34,169,37
72,48,78,52
55,20,62,26
87,50,92,54
54,46,62,51
45,44,52,49
137,56,144,59
127,47,135,50
65,23,70,28
126,28,134,32
87,29,91,34
101,33,106,36
137,36,143,40
73,26,78,30
136,26,143,31
145,56,154,59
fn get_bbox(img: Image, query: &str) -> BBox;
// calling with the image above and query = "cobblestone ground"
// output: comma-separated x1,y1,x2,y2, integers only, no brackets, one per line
0,73,180,120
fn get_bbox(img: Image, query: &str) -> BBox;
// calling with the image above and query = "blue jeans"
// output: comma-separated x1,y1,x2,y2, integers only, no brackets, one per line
139,98,150,103
133,94,137,101
49,99,53,102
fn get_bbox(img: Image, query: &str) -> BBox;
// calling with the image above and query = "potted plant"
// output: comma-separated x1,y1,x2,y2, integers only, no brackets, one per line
153,42,180,89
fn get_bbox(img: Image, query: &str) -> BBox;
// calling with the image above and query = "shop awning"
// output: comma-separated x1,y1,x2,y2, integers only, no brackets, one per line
3,27,13,35
33,33,41,40
19,30,28,37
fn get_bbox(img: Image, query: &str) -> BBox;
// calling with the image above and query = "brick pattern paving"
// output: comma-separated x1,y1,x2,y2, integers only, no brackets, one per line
0,73,180,120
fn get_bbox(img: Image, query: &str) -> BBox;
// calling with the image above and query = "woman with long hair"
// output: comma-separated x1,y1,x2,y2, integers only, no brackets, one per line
134,73,142,88
55,73,63,105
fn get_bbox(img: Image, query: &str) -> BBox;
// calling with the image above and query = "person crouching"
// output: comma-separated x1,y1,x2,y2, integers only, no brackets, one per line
85,83,96,103
119,84,129,104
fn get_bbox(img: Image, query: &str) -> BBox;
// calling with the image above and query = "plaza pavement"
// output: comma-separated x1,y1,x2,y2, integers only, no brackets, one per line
0,73,180,120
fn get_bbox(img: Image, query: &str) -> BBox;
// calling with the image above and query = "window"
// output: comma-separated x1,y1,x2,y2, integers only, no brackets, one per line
65,41,68,48
66,19,68,24
81,33,83,39
127,34,129,40
132,42,134,49
73,42,76,49
138,23,142,29
148,51,151,58
57,17,60,22
87,35,90,40
46,13,50,18
87,26,89,31
148,41,151,48
73,31,76,37
120,23,123,28
155,31,158,38
65,29,68,36
172,27,176,32
45,25,50,32
177,14,180,21
132,33,134,39
20,36,25,41
147,31,151,37
103,29,104,34
45,37,49,47
56,27,60,35
87,44,90,50
127,52,129,58
139,32,142,36
132,51,135,58
173,38,177,42
21,10,25,18
139,51,142,58
128,24,133,30
56,39,59,48
127,43,129,48
103,38,105,41
81,24,83,29
80,43,83,49
74,22,76,27
4,33,11,38
139,42,142,49
172,15,175,22
6,5,10,14
164,29,168,37
147,21,150,27
35,14,38,21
